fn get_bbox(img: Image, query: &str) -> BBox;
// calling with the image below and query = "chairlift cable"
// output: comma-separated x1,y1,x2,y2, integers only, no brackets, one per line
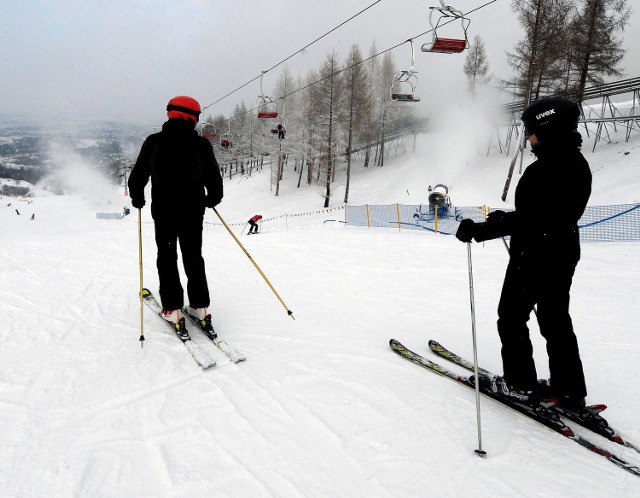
202,0,384,112
206,0,498,123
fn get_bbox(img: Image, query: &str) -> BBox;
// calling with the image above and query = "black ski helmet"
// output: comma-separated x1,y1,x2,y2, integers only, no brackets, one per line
521,96,580,141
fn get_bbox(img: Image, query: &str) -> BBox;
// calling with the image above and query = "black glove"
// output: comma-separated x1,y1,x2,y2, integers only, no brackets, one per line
131,197,145,209
486,210,506,223
205,194,222,208
456,219,476,243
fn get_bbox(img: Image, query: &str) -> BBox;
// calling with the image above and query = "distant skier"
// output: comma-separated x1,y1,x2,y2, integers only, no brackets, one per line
128,96,223,325
248,214,262,234
455,97,592,413
276,124,286,140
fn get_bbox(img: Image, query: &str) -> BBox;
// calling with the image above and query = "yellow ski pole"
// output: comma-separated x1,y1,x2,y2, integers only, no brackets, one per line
213,208,295,320
137,208,145,346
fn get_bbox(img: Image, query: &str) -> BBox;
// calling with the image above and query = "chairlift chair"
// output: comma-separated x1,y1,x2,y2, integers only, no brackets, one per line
257,97,279,119
391,71,421,102
421,1,470,54
391,40,421,102
201,122,217,139
270,122,286,139
220,122,233,148
257,70,279,119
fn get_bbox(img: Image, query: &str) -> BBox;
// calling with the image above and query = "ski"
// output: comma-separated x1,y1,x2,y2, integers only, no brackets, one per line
141,289,216,370
390,339,640,478
428,339,640,455
182,309,246,363
390,339,571,434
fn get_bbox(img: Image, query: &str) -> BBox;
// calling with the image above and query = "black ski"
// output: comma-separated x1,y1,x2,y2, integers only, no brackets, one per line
182,308,246,363
390,339,571,434
428,339,640,455
141,289,216,370
390,339,640,478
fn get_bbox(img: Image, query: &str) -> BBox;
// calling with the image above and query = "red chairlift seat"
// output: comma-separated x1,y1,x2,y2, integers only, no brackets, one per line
258,110,279,119
421,2,470,54
429,37,467,54
202,132,217,139
257,93,278,119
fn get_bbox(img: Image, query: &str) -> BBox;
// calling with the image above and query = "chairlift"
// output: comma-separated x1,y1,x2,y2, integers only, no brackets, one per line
220,122,233,149
421,1,470,54
201,122,217,139
257,71,279,119
270,122,286,140
391,40,421,103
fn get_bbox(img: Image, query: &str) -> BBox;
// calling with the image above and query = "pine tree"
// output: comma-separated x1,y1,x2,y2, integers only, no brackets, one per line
569,0,630,102
507,0,575,101
313,52,345,207
463,35,490,94
343,44,371,204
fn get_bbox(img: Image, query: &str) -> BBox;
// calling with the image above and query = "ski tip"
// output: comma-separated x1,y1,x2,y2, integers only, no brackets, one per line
389,339,405,352
587,404,607,413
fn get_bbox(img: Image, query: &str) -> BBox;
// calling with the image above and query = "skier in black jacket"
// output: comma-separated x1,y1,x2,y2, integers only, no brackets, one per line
456,97,592,412
129,96,223,325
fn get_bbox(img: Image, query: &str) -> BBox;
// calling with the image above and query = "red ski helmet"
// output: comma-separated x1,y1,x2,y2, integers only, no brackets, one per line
166,96,201,123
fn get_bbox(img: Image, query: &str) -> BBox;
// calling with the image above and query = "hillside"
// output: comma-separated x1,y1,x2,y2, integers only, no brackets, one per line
1,121,639,497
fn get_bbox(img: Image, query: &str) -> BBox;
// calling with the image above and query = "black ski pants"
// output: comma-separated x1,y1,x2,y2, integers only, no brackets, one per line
154,216,210,312
497,257,587,399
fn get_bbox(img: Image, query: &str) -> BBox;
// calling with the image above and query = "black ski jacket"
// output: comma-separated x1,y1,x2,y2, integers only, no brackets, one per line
474,132,591,265
128,119,223,220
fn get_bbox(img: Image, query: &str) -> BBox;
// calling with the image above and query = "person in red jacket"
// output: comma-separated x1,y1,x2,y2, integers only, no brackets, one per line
248,214,262,234
128,96,223,327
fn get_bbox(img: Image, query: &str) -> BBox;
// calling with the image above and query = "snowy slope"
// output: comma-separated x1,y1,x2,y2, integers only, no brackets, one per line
1,122,639,497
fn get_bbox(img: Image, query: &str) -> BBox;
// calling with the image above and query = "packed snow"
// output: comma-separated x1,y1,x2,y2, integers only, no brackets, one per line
1,116,639,497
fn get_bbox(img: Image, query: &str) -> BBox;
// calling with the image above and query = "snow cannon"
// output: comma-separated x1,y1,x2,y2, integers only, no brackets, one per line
428,184,451,216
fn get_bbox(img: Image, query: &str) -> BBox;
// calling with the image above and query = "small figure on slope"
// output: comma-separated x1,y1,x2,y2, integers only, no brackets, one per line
248,214,262,234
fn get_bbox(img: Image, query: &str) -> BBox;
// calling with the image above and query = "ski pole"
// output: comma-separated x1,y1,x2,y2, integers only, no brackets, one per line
213,208,295,320
501,237,538,318
137,208,145,347
240,223,248,236
467,242,486,456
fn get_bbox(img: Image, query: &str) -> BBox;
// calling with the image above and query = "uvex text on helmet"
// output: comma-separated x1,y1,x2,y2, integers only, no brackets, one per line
166,96,201,123
521,96,580,138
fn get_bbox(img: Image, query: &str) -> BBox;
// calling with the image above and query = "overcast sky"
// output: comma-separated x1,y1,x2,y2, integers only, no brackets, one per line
2,0,639,126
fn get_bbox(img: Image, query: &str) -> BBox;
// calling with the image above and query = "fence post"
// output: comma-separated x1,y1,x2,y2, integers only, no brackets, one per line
365,204,371,228
435,204,439,233
396,203,401,231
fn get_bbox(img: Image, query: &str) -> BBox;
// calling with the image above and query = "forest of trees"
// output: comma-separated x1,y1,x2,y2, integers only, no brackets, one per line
192,1,631,207
506,0,630,104
200,42,426,207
